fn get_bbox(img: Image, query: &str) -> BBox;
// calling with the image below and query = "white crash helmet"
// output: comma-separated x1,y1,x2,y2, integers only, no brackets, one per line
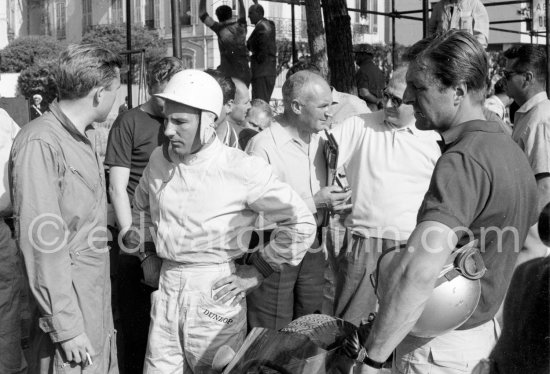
373,240,486,338
155,69,223,144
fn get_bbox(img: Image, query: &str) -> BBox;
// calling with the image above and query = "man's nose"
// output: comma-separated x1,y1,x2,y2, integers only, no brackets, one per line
403,86,414,105
164,121,176,137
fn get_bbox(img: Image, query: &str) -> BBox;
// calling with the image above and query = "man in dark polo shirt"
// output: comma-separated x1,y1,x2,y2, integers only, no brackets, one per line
354,44,386,112
104,56,184,373
344,31,538,374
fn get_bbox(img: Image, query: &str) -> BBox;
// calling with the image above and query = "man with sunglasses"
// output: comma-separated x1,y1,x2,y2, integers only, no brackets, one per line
503,45,550,262
329,66,441,326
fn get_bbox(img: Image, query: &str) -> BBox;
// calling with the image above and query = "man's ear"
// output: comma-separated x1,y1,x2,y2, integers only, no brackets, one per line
523,71,535,86
225,99,234,114
453,82,467,105
93,86,105,107
290,99,301,115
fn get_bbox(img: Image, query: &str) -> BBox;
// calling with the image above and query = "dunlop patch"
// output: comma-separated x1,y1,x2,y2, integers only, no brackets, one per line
203,308,233,325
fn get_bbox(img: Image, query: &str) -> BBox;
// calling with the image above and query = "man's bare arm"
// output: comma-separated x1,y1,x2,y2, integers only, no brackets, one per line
108,166,132,232
199,0,216,28
363,221,457,362
238,0,246,20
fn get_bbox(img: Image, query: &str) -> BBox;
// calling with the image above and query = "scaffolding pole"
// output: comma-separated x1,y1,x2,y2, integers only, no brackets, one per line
126,0,132,108
171,0,181,58
546,0,549,97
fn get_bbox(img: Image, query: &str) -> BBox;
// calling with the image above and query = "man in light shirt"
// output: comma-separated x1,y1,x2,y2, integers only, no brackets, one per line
484,77,512,128
504,44,550,263
0,109,26,374
330,66,442,326
246,71,352,330
123,70,316,372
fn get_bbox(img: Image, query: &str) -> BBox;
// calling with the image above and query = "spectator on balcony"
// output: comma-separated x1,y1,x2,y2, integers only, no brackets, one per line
247,2,277,103
199,0,251,86
428,0,489,48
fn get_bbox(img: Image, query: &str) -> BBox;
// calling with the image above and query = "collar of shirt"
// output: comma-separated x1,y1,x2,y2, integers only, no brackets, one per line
517,92,549,114
439,120,503,152
270,120,318,151
383,119,420,135
48,99,93,145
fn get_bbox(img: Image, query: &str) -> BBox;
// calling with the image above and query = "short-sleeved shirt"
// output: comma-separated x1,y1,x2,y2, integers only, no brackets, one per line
512,92,550,176
245,120,326,214
104,107,165,199
209,17,251,85
417,120,538,330
356,60,385,100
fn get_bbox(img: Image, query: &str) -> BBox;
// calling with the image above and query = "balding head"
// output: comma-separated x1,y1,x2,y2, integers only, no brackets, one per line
282,71,328,109
229,77,251,126
282,71,333,134
387,65,408,93
384,65,414,128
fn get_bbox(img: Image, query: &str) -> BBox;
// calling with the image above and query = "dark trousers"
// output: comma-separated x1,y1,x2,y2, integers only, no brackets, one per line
251,75,276,103
115,254,153,374
247,250,326,331
334,232,402,326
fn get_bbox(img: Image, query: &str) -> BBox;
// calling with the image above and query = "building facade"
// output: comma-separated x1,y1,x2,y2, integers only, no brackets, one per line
1,0,387,68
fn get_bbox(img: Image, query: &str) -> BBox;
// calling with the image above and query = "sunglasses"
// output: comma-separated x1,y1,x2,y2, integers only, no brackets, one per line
502,70,525,80
383,89,403,108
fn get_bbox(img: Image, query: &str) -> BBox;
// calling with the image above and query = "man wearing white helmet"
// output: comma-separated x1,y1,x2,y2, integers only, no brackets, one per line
122,70,316,372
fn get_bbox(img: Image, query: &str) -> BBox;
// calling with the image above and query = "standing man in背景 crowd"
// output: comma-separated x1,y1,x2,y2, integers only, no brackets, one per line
2,2,550,373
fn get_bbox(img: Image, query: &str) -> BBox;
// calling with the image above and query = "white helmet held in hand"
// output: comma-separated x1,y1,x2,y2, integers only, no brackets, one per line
373,240,486,338
155,69,223,144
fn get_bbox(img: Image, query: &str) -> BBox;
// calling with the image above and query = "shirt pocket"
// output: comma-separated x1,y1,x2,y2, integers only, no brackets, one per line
430,347,469,372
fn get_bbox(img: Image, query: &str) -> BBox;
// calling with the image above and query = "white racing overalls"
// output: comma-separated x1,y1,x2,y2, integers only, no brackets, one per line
132,137,316,373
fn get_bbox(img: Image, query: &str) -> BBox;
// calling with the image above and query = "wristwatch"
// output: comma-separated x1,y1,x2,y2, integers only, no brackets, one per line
357,347,385,369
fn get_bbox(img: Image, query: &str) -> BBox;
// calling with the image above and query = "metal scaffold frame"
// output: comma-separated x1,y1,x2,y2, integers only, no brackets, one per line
209,0,549,95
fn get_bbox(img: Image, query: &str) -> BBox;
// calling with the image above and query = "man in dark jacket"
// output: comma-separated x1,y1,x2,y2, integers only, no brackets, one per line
247,3,277,103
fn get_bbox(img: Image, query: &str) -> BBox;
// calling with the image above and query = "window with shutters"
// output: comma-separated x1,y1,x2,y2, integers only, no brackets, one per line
111,0,124,25
82,0,93,34
56,0,66,39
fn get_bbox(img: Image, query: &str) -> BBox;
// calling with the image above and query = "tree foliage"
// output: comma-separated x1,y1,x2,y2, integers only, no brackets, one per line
0,36,66,73
276,39,309,75
17,59,58,104
82,24,167,83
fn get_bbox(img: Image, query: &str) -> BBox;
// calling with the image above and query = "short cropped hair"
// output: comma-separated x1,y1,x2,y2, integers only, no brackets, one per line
250,98,273,118
250,4,264,17
504,44,547,85
147,57,185,90
282,70,316,110
285,61,321,80
407,30,489,102
204,69,236,105
215,5,233,22
55,44,122,100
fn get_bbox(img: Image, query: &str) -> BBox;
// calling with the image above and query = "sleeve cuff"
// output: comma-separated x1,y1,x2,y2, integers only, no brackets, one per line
248,252,275,278
39,314,84,343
